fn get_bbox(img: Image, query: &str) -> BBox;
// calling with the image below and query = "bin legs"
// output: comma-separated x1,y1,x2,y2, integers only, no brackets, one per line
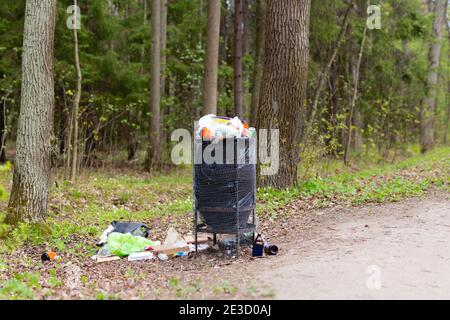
194,210,198,257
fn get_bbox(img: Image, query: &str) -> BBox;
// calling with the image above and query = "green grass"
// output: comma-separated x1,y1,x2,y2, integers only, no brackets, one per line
257,146,449,215
0,146,448,255
0,272,41,300
0,146,448,299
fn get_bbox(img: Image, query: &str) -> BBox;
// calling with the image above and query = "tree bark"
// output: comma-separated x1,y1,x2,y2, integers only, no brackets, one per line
147,0,161,169
249,0,266,126
256,0,311,188
202,0,221,115
234,0,244,118
71,0,82,181
7,0,56,223
420,0,448,153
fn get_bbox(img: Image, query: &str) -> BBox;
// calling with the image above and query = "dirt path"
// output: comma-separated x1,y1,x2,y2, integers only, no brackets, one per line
242,193,450,299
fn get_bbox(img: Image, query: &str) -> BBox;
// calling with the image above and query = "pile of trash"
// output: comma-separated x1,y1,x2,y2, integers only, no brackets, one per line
91,222,209,263
196,114,256,143
40,221,279,263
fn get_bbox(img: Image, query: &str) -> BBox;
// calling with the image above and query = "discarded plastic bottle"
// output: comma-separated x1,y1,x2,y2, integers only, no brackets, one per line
128,252,154,261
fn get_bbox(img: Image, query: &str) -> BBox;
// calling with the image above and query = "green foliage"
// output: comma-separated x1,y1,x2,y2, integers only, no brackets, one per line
308,0,448,163
48,269,63,289
0,272,41,300
1,0,448,169
211,280,238,295
257,146,449,215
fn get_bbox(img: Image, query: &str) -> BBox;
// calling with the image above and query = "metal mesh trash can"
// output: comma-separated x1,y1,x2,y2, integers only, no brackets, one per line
193,137,257,257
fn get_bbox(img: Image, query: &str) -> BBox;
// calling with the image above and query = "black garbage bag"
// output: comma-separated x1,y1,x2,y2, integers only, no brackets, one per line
111,221,150,238
97,221,150,246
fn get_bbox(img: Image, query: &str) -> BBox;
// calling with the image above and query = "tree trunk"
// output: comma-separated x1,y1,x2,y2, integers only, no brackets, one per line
0,93,8,163
71,0,82,181
234,0,244,118
160,0,168,95
160,0,168,150
127,0,148,162
7,0,56,224
249,0,266,126
242,0,252,118
147,0,161,169
420,0,448,153
64,82,73,179
353,109,363,151
256,0,311,188
140,0,148,74
445,25,450,144
202,0,221,115
242,0,252,59
344,15,368,165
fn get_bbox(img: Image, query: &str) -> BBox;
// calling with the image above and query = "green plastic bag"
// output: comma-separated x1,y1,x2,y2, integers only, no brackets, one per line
106,232,157,257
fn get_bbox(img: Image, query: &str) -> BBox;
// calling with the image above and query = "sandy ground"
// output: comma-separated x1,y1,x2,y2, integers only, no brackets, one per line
242,193,450,299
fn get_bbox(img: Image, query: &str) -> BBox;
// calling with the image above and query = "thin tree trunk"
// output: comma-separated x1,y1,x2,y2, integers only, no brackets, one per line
0,92,8,163
353,109,363,151
128,0,148,161
242,0,251,59
147,0,161,169
234,0,244,118
420,0,448,153
140,0,148,74
302,2,352,147
62,81,73,178
256,0,311,188
344,14,368,165
160,0,168,151
202,0,221,115
160,0,168,95
7,0,56,223
242,0,252,117
71,0,82,181
249,0,266,126
56,91,65,156
445,24,450,144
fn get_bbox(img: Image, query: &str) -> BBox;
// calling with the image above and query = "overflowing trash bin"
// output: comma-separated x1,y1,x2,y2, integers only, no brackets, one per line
193,115,257,257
